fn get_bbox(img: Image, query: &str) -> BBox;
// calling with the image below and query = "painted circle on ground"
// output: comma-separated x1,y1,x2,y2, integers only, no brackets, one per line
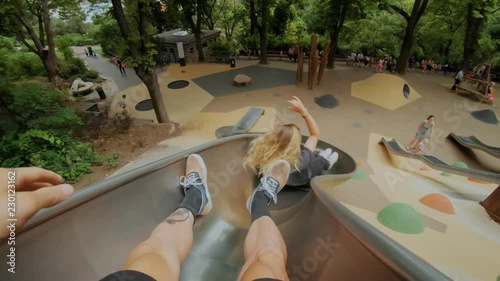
168,80,190,89
314,94,339,109
135,99,153,111
377,203,425,234
403,83,410,99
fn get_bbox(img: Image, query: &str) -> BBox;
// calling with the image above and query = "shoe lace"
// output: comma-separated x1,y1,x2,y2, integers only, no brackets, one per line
259,176,280,204
179,173,202,189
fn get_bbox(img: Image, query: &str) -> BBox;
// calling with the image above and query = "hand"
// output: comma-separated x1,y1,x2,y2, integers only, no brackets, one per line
0,167,74,239
288,96,307,116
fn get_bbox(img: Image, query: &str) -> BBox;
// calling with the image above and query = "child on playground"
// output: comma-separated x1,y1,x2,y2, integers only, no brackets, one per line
243,96,338,186
487,82,495,105
376,59,384,73
406,115,435,153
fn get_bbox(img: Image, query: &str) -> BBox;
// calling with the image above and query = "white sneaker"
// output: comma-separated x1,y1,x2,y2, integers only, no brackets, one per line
327,152,339,169
319,148,332,160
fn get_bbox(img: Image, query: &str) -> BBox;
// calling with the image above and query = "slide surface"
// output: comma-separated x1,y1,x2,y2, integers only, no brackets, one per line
447,132,500,158
0,134,449,281
380,138,500,184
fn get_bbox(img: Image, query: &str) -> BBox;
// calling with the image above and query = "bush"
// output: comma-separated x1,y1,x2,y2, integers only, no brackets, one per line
0,79,102,183
2,52,46,79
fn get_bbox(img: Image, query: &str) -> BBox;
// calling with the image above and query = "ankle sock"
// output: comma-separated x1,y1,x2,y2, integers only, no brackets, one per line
178,186,203,217
250,191,271,222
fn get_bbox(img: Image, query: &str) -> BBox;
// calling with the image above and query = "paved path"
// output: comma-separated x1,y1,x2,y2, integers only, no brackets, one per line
72,46,142,90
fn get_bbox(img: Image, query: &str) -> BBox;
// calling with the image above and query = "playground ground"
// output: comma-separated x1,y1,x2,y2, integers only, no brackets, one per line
81,56,500,281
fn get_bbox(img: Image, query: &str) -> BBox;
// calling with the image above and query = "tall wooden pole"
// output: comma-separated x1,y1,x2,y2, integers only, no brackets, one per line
308,35,318,90
317,44,330,85
296,39,304,86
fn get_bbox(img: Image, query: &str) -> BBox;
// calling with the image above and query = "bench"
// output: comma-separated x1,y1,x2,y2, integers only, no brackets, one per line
234,74,251,86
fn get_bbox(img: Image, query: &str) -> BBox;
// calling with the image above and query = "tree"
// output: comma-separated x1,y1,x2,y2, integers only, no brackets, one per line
257,0,271,64
219,0,246,40
110,0,171,123
386,0,429,74
174,0,205,62
326,0,350,69
270,1,293,35
243,0,272,63
0,0,65,86
461,0,500,69
303,0,351,69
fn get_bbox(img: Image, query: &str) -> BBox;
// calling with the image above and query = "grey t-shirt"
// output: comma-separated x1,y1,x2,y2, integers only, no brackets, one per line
286,145,328,186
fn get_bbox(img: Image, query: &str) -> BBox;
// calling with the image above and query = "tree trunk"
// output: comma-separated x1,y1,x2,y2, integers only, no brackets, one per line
196,0,204,62
136,68,169,123
249,0,257,35
461,2,485,70
396,24,415,75
394,0,429,75
327,0,349,69
444,39,452,62
258,0,269,64
111,0,170,123
41,0,61,85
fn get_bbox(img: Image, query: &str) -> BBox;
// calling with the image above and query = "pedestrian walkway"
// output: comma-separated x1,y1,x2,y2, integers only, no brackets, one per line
75,46,142,90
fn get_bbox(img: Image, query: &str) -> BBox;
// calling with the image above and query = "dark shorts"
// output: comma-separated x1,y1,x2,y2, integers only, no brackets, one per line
100,270,155,281
287,146,329,186
100,270,282,281
426,64,432,71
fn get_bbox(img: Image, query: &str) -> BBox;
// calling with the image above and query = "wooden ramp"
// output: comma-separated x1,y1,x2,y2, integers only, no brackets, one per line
480,185,500,224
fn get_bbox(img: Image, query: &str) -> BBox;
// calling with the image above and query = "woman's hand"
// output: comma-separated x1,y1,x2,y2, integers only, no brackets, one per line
288,96,308,116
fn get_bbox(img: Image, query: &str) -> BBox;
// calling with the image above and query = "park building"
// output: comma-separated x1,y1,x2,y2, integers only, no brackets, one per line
156,28,221,64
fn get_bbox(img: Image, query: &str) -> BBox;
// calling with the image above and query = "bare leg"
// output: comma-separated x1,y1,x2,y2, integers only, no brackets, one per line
238,159,291,281
407,138,418,149
238,217,289,281
123,209,194,281
412,140,423,152
104,154,211,281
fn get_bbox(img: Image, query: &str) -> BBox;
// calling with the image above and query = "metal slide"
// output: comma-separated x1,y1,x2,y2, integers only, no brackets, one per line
380,138,500,184
1,134,450,281
447,132,500,158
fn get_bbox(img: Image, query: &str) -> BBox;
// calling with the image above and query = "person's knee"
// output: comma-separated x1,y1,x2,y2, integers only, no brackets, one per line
240,251,288,281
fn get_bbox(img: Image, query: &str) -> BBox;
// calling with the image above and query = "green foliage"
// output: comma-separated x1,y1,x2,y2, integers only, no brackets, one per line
93,16,128,56
270,1,294,35
340,10,405,57
6,83,82,135
107,152,121,168
0,80,102,183
0,51,46,79
56,34,76,61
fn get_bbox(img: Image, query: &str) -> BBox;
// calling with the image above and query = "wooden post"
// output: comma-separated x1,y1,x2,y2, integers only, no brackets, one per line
296,40,304,85
480,185,500,225
317,44,330,85
308,35,318,90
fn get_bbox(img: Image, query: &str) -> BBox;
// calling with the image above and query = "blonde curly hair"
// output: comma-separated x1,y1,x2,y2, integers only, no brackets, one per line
243,124,302,175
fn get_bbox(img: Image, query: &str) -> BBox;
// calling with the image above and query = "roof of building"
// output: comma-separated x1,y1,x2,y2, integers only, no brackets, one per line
156,28,221,47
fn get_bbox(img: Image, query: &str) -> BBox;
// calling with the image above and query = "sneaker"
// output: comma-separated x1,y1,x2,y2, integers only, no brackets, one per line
179,154,212,216
327,152,339,169
319,148,332,160
246,160,290,213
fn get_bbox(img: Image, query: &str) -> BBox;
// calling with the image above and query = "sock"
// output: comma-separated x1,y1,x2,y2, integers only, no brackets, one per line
251,191,271,222
178,186,203,218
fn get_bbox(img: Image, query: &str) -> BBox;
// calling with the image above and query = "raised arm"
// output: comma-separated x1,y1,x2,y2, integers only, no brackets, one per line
288,96,320,151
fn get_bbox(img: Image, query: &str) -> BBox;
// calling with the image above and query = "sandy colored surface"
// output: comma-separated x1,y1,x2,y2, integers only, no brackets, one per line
351,73,422,110
111,61,500,281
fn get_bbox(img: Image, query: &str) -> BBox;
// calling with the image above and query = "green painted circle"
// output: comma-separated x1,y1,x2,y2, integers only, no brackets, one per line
452,162,468,169
440,172,452,176
352,167,367,181
378,203,425,234
497,275,500,281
